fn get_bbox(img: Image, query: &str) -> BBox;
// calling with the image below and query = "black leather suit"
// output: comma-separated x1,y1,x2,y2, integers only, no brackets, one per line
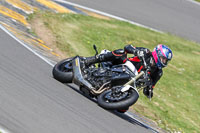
101,45,163,88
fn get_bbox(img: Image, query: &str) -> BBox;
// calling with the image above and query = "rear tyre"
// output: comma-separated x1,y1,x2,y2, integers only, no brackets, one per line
97,88,139,110
52,58,74,83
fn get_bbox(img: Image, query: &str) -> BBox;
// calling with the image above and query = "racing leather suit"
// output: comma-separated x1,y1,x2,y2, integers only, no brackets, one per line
85,45,163,97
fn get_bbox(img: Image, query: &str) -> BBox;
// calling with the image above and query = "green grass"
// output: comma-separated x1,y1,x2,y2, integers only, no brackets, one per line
195,0,200,2
29,11,200,133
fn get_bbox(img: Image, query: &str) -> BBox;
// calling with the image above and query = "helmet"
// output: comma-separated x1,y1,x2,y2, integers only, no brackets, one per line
152,44,173,69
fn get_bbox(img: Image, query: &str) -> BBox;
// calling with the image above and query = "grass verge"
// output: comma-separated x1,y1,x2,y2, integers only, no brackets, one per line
28,11,200,133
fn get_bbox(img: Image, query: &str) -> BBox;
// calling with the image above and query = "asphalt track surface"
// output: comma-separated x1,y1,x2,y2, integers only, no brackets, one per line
64,0,200,43
0,27,154,132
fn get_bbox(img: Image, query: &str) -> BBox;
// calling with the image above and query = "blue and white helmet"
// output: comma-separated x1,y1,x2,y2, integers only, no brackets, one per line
152,44,173,69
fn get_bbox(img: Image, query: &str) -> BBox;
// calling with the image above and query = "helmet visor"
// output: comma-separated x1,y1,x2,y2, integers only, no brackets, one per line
160,56,169,66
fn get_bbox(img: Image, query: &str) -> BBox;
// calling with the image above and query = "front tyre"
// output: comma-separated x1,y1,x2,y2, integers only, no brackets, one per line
52,58,74,83
97,88,139,110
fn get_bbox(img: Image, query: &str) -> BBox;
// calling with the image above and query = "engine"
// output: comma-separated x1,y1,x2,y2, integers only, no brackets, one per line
84,67,112,89
84,65,131,89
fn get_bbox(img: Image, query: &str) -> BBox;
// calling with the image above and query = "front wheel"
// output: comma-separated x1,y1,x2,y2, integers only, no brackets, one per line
52,57,74,83
97,87,139,110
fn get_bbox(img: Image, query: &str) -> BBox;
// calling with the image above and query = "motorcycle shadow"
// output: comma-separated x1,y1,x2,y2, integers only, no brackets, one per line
66,83,159,133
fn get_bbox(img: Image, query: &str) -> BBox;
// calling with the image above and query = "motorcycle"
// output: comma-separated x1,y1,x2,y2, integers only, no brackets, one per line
52,45,152,111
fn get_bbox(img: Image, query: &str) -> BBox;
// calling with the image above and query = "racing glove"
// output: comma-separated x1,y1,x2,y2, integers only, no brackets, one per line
143,86,154,98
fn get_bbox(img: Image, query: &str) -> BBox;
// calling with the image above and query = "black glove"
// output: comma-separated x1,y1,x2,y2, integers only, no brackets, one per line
134,49,144,57
143,86,153,98
134,49,151,58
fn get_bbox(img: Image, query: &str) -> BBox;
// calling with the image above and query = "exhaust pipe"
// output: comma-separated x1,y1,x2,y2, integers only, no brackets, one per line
72,57,94,90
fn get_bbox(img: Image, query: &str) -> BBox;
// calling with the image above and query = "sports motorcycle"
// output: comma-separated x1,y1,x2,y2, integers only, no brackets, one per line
52,45,152,111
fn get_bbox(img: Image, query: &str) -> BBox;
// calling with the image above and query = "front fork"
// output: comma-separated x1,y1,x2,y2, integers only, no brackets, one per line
124,71,145,87
120,71,145,95
123,70,152,101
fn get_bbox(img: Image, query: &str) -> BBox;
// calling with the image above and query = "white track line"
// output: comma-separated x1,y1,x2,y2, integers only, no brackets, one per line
53,0,163,33
125,112,159,133
186,0,200,6
0,24,55,133
0,24,54,67
0,126,10,133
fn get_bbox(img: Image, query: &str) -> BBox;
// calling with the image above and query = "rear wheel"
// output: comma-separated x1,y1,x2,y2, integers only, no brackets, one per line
52,58,74,83
97,86,139,110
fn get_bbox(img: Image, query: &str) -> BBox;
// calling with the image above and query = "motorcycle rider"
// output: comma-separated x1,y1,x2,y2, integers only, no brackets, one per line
84,44,173,98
